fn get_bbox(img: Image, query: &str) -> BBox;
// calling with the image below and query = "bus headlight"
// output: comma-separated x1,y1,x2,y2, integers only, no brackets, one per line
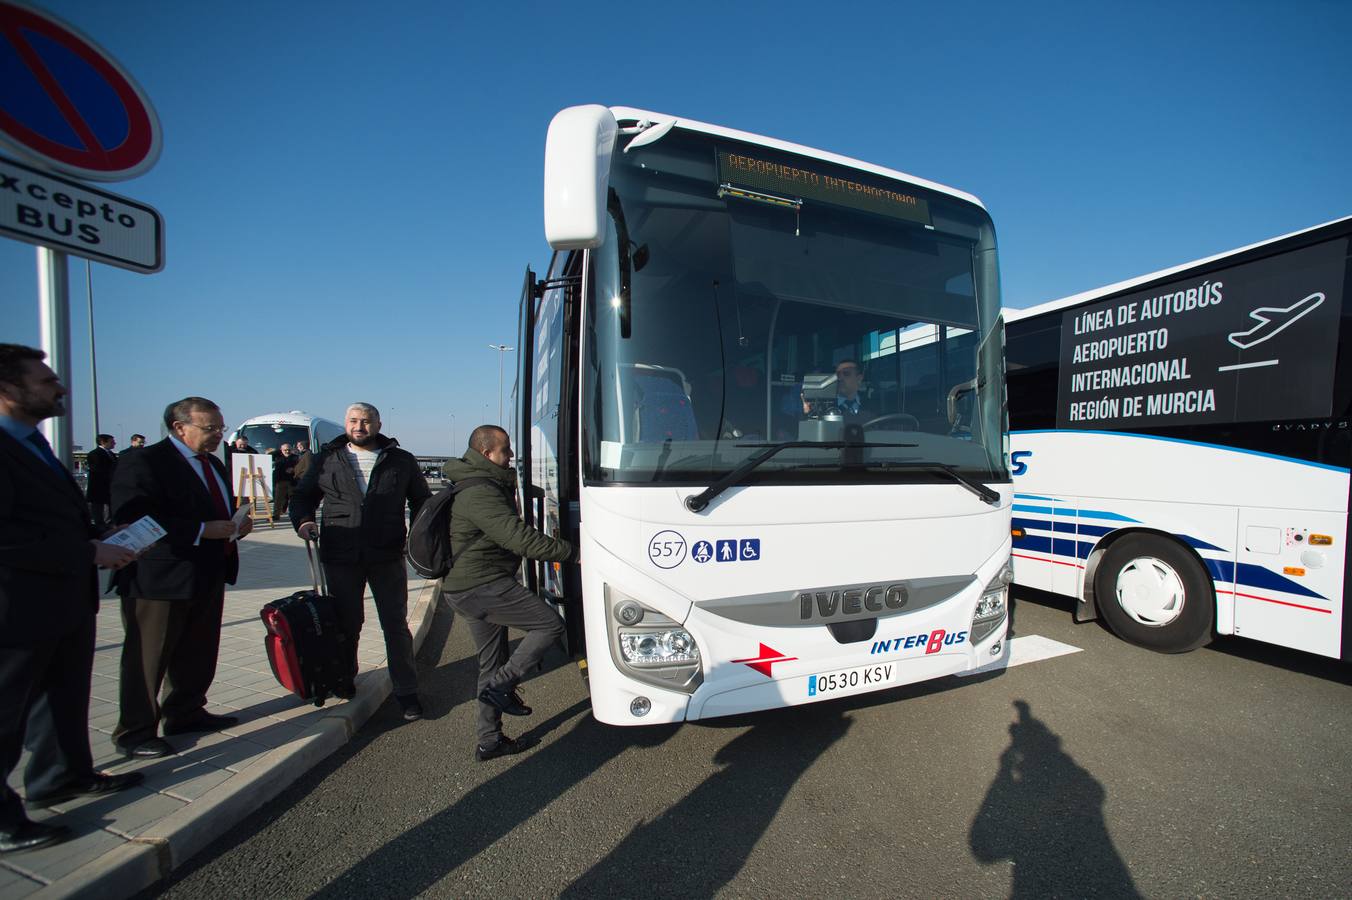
971,557,1012,644
605,585,703,693
619,629,698,666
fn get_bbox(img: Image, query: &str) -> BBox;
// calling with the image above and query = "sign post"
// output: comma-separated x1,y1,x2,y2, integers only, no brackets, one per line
0,1,164,465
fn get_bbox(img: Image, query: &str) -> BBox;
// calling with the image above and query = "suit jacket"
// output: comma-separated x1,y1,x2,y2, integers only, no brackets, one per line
86,445,117,504
111,438,240,599
0,429,98,644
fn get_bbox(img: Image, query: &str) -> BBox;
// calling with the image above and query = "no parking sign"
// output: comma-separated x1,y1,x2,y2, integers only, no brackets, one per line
0,1,162,181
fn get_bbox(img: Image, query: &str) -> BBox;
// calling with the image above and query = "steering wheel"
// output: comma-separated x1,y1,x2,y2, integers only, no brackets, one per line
862,413,920,431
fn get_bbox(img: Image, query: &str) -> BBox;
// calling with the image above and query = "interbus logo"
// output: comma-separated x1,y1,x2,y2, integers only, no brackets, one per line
798,584,909,620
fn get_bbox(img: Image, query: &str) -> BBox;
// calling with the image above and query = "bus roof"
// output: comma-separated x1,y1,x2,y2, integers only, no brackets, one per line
609,106,988,213
236,411,331,427
1005,215,1352,324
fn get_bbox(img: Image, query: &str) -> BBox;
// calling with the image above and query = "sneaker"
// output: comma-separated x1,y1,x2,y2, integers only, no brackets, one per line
397,694,423,721
475,735,531,761
478,684,531,717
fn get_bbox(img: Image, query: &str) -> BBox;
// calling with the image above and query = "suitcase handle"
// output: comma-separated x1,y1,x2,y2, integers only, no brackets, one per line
304,536,326,595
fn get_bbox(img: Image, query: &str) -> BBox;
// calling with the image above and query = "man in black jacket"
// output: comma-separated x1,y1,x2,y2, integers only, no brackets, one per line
0,345,141,854
85,433,117,530
290,403,431,719
111,397,253,759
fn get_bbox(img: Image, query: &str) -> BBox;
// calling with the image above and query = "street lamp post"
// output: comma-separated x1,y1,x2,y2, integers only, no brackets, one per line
449,413,456,453
488,343,514,428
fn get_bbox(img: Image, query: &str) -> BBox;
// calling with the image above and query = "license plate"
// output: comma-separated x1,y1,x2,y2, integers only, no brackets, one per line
807,662,895,698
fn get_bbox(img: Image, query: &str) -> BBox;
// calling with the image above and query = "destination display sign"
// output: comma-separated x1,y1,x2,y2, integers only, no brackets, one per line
718,150,931,226
1055,238,1346,430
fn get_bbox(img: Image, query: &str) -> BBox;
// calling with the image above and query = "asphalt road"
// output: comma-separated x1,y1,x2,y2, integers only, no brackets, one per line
148,590,1351,899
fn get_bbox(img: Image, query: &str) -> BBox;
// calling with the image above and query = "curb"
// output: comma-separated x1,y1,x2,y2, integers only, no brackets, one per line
37,577,442,900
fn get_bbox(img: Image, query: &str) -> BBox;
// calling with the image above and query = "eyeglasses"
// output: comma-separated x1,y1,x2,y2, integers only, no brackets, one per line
181,422,227,435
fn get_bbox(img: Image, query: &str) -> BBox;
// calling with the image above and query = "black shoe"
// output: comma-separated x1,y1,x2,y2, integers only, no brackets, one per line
26,772,145,808
397,694,423,721
162,712,239,735
117,737,173,759
475,735,532,761
333,679,357,700
0,821,71,854
479,685,531,717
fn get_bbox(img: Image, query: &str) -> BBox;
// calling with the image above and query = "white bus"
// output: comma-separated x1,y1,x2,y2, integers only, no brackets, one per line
1005,217,1351,659
513,105,1012,726
229,411,343,454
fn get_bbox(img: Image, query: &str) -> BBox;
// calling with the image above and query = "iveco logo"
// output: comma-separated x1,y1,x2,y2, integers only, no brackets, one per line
798,585,909,620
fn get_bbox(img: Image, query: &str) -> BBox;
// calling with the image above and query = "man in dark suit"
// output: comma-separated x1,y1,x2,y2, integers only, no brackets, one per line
110,397,254,759
0,344,142,854
85,433,117,530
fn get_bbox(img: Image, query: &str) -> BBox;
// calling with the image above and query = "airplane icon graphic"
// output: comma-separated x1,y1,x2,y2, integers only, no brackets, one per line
1227,292,1325,350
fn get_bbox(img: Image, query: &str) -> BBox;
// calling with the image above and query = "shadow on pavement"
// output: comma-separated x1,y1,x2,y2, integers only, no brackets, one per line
969,700,1140,899
560,706,851,897
308,702,677,899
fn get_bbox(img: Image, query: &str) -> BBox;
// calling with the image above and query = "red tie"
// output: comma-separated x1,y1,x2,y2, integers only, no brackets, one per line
196,454,237,557
196,454,230,518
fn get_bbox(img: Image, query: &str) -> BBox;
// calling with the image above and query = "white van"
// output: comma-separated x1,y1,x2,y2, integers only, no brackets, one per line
229,411,343,454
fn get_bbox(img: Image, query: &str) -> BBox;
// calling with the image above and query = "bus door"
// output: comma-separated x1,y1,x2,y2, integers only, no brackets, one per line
517,257,586,656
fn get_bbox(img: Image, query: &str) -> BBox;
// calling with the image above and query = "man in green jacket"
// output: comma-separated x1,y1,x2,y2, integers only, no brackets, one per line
442,425,574,761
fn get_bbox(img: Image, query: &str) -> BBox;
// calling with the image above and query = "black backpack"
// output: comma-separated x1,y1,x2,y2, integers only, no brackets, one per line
405,477,492,579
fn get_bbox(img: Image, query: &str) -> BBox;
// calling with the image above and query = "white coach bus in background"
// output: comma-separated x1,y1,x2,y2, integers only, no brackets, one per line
1005,217,1351,659
229,411,343,454
511,105,1013,726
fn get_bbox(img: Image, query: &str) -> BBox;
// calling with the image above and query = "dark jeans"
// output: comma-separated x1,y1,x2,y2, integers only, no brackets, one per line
325,559,418,696
0,617,96,828
444,577,564,744
114,577,226,748
272,481,291,522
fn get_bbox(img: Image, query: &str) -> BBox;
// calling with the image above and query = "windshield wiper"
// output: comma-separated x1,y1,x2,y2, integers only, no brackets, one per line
684,440,916,513
862,461,1002,505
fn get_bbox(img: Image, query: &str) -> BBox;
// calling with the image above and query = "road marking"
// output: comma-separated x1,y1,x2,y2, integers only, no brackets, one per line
956,634,1082,677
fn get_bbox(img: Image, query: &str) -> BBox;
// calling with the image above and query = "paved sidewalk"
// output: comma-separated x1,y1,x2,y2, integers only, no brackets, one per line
1,525,438,899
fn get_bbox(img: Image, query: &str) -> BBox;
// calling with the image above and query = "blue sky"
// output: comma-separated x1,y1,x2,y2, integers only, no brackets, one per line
3,0,1349,455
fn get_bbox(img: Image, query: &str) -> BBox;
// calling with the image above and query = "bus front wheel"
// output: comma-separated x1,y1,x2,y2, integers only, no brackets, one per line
1093,535,1214,653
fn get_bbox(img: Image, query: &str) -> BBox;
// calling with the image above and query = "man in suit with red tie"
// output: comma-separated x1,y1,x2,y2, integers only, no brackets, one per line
110,397,253,759
0,344,142,854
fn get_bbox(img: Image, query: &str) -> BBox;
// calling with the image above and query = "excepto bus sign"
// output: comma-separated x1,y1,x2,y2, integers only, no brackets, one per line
0,154,163,272
1055,238,1346,431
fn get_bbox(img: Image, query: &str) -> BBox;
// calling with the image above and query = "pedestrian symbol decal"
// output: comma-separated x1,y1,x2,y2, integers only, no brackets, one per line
716,539,737,562
692,541,713,564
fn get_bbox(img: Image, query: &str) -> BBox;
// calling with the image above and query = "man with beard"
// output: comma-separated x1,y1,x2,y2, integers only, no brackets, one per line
110,397,253,759
0,344,141,853
290,403,430,719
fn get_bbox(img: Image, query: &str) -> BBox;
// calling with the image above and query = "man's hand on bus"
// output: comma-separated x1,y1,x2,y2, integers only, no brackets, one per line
298,521,318,541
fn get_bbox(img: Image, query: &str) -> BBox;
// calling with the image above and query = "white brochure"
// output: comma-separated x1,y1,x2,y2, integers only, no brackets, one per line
103,516,167,554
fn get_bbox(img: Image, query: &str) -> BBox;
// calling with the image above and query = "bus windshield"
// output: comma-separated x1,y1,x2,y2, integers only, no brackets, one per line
585,129,1006,486
237,423,308,453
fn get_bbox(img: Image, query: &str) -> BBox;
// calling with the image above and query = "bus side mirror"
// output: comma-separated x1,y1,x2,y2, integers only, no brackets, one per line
544,105,617,250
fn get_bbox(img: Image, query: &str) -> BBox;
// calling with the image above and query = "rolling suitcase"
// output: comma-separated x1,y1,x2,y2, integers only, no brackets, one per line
260,538,354,706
